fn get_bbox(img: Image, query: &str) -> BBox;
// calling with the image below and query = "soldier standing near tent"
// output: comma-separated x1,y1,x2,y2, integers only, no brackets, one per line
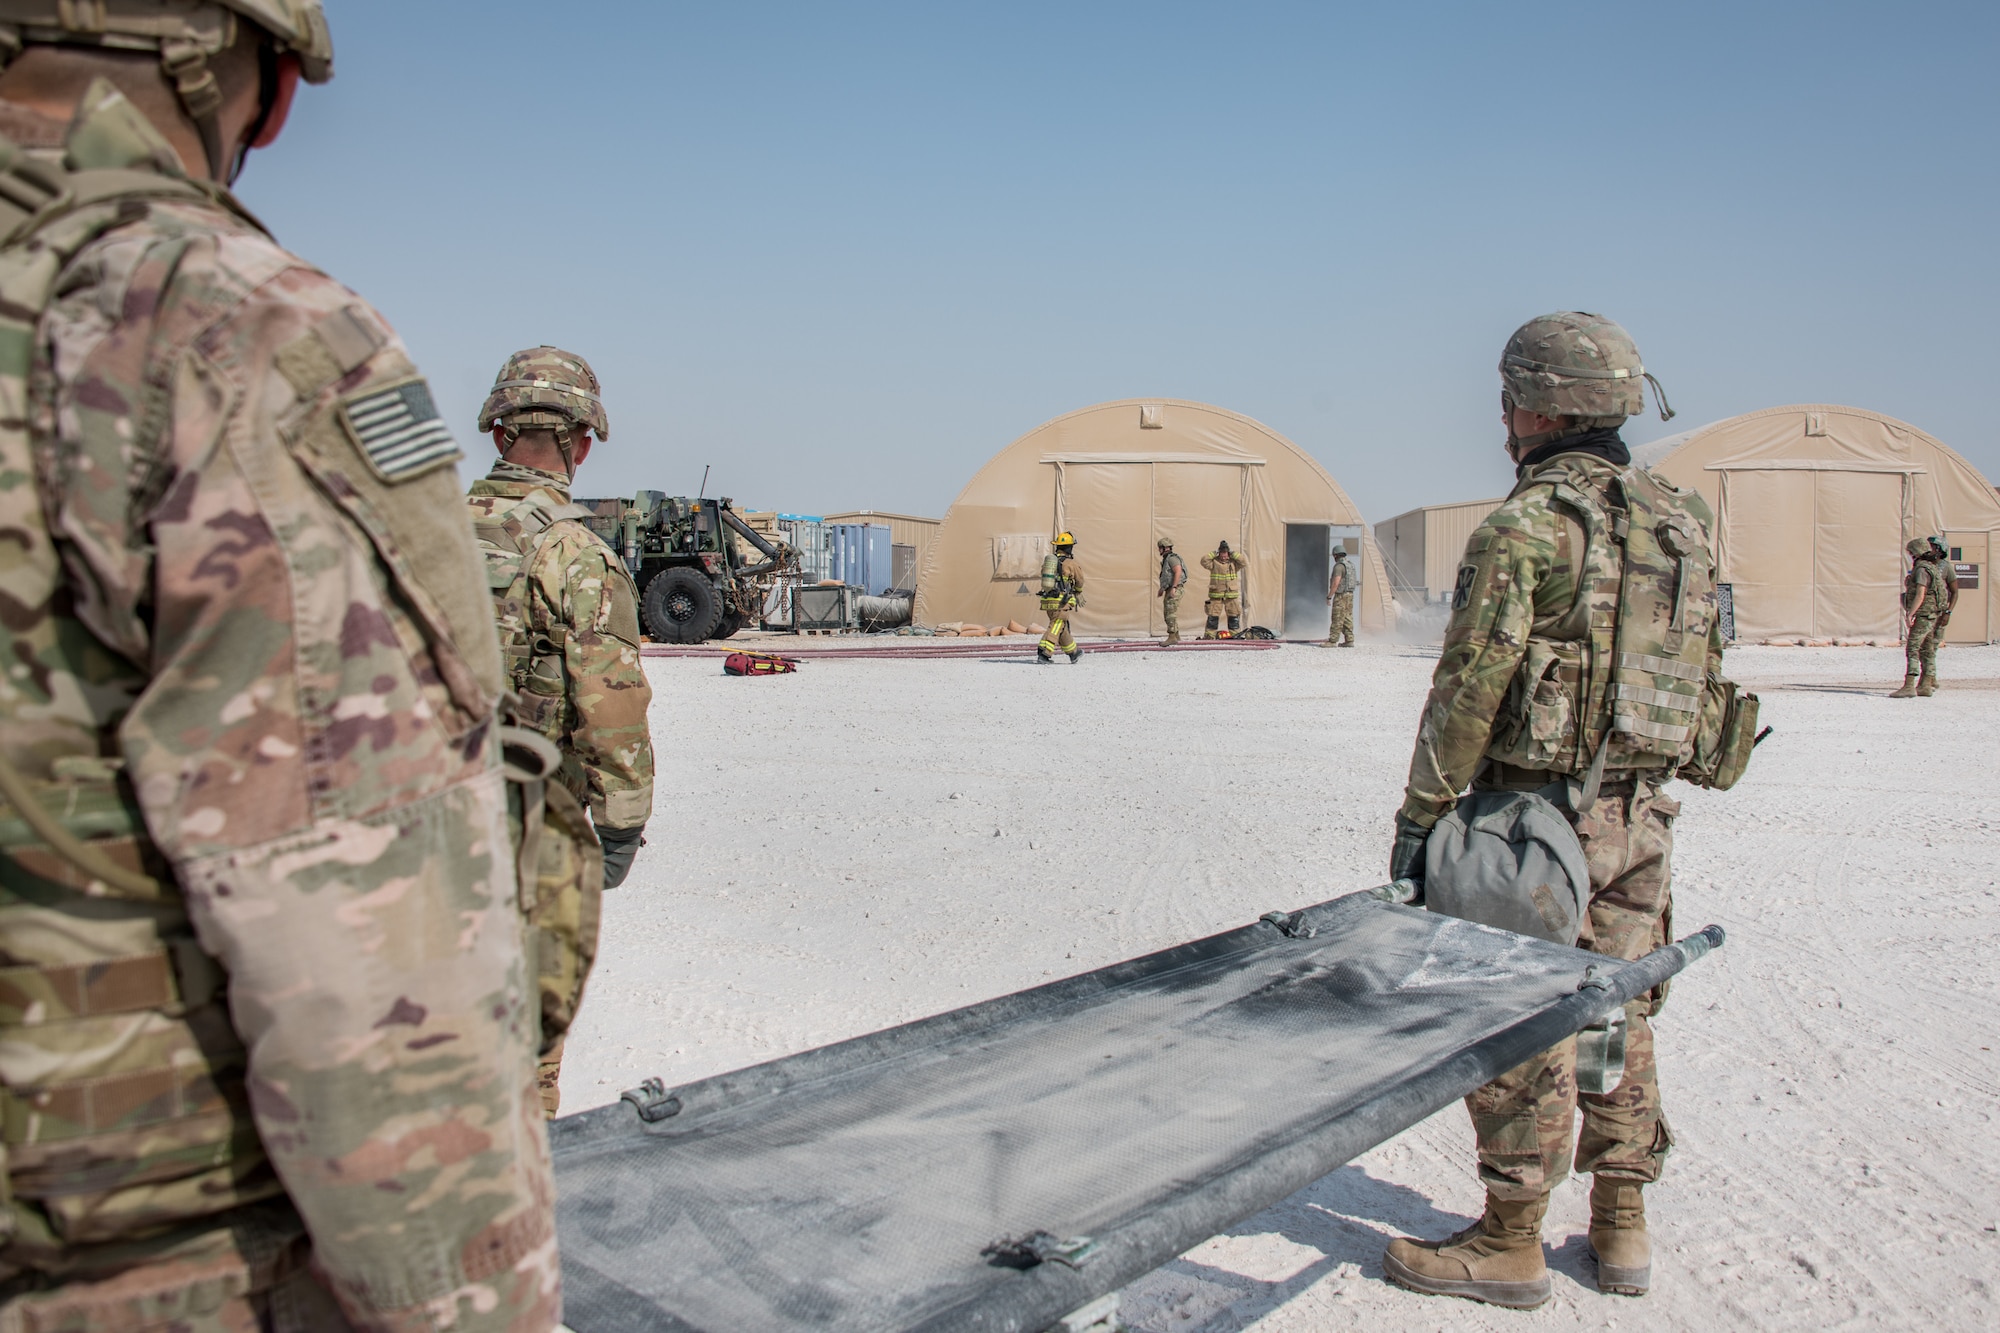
0,3,559,1326
468,346,656,1114
1325,547,1356,646
1201,539,1247,637
1383,312,1721,1310
1038,531,1085,662
1891,535,1958,697
1157,536,1188,644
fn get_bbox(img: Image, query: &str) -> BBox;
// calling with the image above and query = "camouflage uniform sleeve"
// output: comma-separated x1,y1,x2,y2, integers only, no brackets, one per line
546,529,655,830
1400,508,1557,827
43,215,557,1329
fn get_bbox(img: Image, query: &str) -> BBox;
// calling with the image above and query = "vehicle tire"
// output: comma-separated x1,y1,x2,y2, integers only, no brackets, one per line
713,609,744,640
643,568,722,643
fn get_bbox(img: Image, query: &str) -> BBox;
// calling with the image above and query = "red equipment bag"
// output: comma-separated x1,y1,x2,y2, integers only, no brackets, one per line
723,651,799,676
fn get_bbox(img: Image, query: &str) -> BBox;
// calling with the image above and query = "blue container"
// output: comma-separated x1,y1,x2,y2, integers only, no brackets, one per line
827,523,894,595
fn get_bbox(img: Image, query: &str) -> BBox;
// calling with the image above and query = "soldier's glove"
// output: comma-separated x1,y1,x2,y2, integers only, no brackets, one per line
1388,814,1431,895
598,824,646,891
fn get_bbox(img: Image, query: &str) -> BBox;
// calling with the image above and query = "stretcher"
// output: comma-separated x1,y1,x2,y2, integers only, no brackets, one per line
550,891,1723,1332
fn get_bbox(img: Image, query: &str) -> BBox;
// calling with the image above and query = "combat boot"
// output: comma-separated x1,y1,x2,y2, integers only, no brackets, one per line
1889,674,1919,698
1382,1194,1551,1310
1588,1177,1651,1296
1918,672,1938,697
1164,631,1180,645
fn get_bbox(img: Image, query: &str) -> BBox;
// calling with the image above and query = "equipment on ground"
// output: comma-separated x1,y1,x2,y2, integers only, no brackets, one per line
550,891,1724,1332
722,651,799,677
576,493,798,644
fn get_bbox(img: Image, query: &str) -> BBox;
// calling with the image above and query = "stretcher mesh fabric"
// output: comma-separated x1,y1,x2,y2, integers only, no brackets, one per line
550,894,1625,1332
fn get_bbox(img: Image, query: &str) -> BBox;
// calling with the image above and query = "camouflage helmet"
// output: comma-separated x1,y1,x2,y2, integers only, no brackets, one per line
1907,537,1934,557
1500,312,1673,426
0,2,334,180
478,346,610,441
0,1,333,82
1157,536,1173,550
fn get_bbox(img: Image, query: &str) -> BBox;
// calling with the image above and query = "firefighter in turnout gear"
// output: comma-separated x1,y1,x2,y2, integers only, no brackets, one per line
467,346,656,1115
1382,312,1752,1310
1158,537,1188,644
1039,532,1085,663
1201,540,1246,637
1891,535,1957,697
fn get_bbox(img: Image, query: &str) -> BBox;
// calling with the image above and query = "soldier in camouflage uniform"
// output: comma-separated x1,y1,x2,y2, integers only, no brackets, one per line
1325,548,1355,647
0,4,557,1329
1383,313,1720,1310
1156,537,1186,644
1891,535,1957,697
467,347,654,1117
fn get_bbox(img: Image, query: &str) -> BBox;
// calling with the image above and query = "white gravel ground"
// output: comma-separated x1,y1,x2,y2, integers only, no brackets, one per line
562,639,2000,1331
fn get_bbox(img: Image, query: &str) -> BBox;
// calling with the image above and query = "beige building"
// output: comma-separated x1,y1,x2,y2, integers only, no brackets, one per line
915,398,1394,638
1375,498,1505,608
1633,404,1999,643
821,510,941,593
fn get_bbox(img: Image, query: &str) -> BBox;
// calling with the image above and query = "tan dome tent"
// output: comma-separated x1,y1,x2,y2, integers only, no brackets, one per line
1632,404,2000,643
916,399,1392,638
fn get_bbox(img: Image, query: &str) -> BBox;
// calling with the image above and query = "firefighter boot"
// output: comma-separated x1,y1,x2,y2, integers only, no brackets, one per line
1382,1193,1551,1310
1889,674,1920,698
1036,647,1054,664
1202,616,1219,640
1588,1177,1651,1296
1918,671,1939,696
1067,645,1082,664
1227,615,1242,635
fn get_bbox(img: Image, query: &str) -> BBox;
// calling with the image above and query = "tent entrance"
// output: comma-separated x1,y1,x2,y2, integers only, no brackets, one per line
1716,465,1911,640
1283,526,1330,639
1047,457,1258,635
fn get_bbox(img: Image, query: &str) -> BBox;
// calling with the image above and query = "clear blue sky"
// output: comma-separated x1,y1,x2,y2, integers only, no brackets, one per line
241,1,1997,521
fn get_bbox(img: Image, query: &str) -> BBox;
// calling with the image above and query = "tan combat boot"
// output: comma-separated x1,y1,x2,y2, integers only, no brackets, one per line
1164,630,1180,645
1889,674,1920,698
1588,1177,1651,1295
1382,1194,1552,1309
1918,672,1938,696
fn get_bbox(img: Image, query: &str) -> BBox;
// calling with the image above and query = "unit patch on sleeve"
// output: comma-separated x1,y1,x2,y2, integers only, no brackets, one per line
338,377,462,481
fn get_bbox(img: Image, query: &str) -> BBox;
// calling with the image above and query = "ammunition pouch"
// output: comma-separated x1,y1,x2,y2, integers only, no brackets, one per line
1678,675,1762,792
499,726,603,1053
1487,639,1582,770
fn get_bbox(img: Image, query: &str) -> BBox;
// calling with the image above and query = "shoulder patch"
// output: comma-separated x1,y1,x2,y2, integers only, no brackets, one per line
1452,564,1479,610
338,376,462,482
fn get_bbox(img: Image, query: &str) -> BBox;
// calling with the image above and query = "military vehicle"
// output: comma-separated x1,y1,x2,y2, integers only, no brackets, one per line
576,491,796,644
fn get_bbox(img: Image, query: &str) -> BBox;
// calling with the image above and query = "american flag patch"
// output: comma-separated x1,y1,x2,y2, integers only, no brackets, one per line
338,378,461,481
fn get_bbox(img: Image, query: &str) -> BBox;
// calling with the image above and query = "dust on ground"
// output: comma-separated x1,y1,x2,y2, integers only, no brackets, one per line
564,641,2000,1331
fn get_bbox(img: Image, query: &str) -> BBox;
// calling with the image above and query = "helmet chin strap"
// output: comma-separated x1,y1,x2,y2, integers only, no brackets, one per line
500,421,583,481
160,40,227,180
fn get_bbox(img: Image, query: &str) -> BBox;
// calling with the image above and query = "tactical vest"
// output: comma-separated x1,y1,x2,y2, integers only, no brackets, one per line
1485,463,1722,783
1909,560,1951,618
0,144,281,1252
469,493,598,737
1159,552,1185,593
466,493,607,1054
